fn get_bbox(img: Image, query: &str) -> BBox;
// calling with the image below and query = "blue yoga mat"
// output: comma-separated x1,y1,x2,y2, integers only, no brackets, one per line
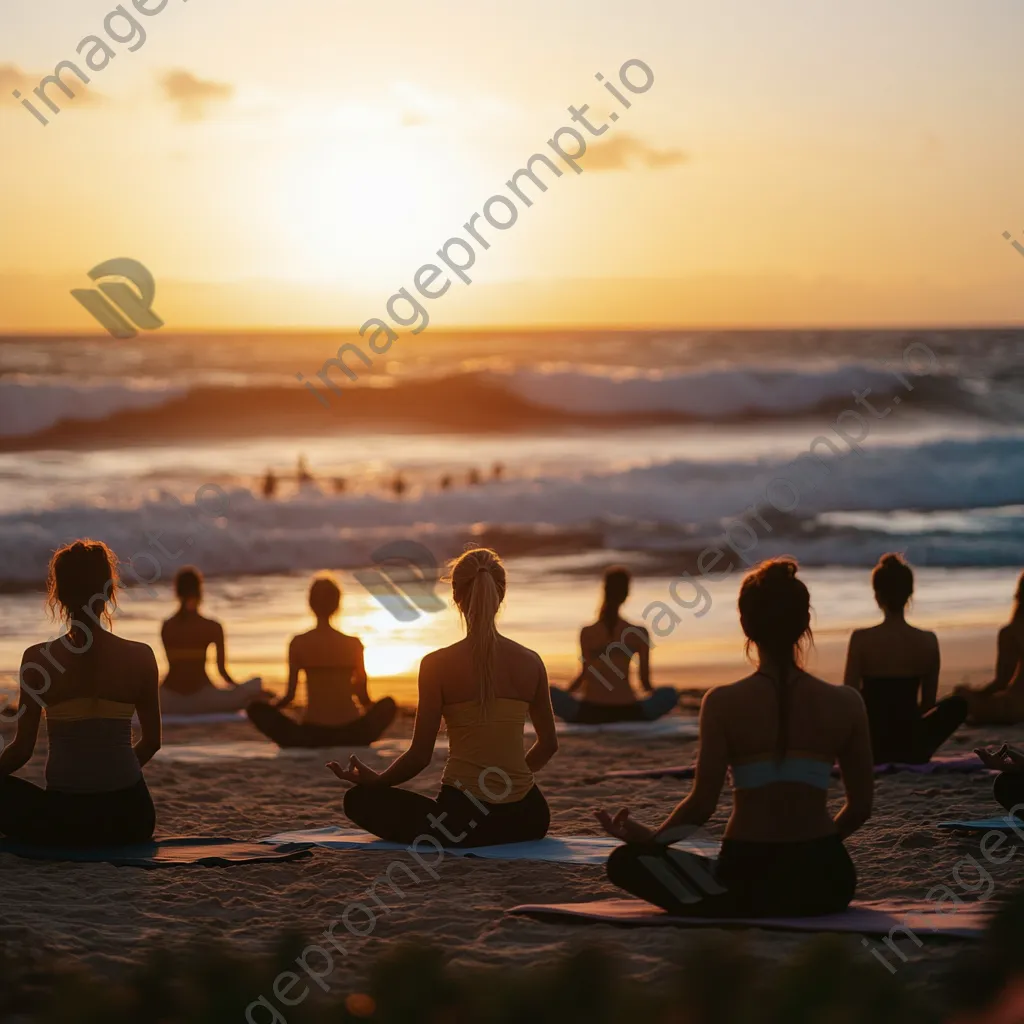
937,817,1024,834
0,837,314,868
262,827,720,865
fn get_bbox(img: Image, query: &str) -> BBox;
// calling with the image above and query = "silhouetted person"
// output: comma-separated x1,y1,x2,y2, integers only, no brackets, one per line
262,470,277,499
843,553,967,763
439,474,453,491
468,468,481,486
392,473,407,498
332,477,347,494
492,462,505,481
551,567,678,723
297,456,313,486
247,575,397,748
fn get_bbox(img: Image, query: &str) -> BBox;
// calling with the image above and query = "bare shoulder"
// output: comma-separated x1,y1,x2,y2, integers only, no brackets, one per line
499,634,543,666
112,635,158,669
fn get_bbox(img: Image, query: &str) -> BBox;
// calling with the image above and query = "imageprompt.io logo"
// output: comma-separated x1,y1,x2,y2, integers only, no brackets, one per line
71,258,164,340
354,541,446,622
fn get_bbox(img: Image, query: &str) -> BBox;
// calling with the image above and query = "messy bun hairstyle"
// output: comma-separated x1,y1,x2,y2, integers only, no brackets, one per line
449,548,507,718
738,558,812,761
599,567,630,635
872,553,914,614
46,539,119,631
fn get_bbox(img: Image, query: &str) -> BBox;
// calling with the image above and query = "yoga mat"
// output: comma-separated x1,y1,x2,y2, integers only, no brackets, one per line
533,717,700,739
0,837,313,868
158,738,444,762
607,751,987,781
159,711,247,725
938,817,1024,834
261,827,720,865
507,897,989,937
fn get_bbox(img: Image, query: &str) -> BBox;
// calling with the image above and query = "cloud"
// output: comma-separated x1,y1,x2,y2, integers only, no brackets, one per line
0,64,32,93
0,62,103,106
161,69,234,122
582,133,689,171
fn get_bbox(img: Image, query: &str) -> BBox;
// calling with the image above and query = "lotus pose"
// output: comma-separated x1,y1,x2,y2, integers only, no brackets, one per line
247,574,396,748
330,548,558,847
597,558,874,917
844,553,967,763
976,744,1024,820
160,567,266,714
550,567,679,724
955,571,1024,725
0,541,161,846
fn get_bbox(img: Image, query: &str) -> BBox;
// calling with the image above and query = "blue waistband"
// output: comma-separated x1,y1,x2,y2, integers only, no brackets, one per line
732,757,832,790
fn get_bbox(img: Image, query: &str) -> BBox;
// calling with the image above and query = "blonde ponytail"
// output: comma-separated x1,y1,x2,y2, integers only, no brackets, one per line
449,548,507,722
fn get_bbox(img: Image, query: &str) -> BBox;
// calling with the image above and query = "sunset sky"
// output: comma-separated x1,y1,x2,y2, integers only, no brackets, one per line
3,0,1024,330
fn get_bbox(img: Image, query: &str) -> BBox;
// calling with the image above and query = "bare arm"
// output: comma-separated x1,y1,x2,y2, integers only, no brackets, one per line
919,634,940,712
373,655,442,787
276,638,301,709
0,650,45,777
566,630,588,693
842,631,861,690
653,689,728,836
637,628,652,693
133,647,162,767
351,641,371,710
526,656,558,773
980,629,1021,695
834,690,874,839
214,624,236,687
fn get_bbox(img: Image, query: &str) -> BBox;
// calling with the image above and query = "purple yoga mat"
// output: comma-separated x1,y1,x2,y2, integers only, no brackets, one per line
606,751,987,781
507,897,988,937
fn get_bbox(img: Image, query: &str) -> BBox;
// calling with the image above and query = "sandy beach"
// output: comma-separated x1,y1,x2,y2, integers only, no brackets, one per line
0,707,1017,1003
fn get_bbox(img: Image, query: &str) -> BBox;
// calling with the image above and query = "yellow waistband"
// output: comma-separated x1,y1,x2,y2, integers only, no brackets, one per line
46,698,135,721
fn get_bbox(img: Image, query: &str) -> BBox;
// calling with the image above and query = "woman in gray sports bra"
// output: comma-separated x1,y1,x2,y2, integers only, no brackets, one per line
597,559,874,917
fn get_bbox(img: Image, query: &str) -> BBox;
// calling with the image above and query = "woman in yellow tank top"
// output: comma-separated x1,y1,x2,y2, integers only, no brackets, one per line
328,547,558,846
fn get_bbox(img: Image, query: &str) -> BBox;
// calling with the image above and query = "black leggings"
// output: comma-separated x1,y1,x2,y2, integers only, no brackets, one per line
247,697,397,748
993,773,1024,818
344,783,550,847
865,687,968,764
607,834,856,918
0,776,155,847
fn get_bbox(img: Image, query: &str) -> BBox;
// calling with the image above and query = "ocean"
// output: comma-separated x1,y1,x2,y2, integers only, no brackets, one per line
1,328,1022,703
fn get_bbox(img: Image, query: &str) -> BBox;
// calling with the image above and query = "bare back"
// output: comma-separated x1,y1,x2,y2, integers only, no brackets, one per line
431,634,545,706
701,672,872,841
161,612,222,694
844,619,940,708
578,618,650,704
289,626,366,726
26,630,156,709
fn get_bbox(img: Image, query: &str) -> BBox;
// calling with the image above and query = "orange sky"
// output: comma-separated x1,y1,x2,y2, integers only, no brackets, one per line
3,0,1024,330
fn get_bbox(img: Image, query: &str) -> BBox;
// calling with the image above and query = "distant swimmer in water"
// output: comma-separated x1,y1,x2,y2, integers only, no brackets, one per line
843,553,967,763
330,548,557,846
0,541,161,846
955,570,1024,725
248,574,396,747
262,469,277,499
550,567,679,724
597,559,873,919
159,567,267,714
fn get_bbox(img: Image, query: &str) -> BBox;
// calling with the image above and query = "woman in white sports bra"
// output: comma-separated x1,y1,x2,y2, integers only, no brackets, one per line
0,541,161,846
597,558,874,917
